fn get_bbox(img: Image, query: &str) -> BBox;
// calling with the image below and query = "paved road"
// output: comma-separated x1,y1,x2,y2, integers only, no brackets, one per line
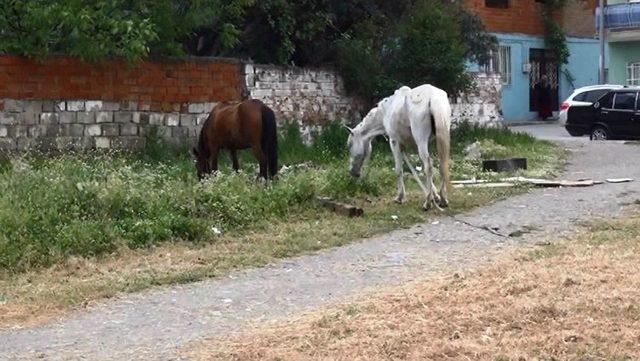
509,121,588,142
1,126,639,360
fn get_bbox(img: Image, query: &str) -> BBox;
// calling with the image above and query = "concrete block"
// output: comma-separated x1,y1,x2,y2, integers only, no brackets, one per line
203,102,216,113
77,112,96,124
96,112,113,123
40,113,59,125
149,113,165,126
42,101,56,112
114,112,133,123
62,124,85,137
101,124,119,136
111,137,144,149
56,102,66,111
58,112,77,124
85,124,102,136
179,114,196,127
25,101,45,113
196,114,209,126
138,113,150,125
8,126,28,138
85,101,103,111
188,103,205,113
172,126,189,138
120,123,138,136
166,113,180,127
0,112,18,125
102,101,120,111
66,101,85,111
17,138,36,151
0,126,7,137
120,100,138,111
95,137,110,149
4,99,22,112
0,138,16,151
132,112,141,124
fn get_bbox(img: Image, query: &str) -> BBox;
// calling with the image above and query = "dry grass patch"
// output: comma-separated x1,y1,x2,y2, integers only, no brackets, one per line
185,213,640,361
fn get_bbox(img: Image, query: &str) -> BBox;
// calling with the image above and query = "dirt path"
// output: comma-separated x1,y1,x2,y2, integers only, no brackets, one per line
2,129,639,361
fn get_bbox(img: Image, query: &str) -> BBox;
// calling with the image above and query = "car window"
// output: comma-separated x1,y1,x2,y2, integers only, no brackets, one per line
573,92,587,102
585,89,612,103
613,92,637,110
599,92,614,108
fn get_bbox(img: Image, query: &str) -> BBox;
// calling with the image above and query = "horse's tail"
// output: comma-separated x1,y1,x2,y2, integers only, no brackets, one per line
430,93,451,194
261,105,278,178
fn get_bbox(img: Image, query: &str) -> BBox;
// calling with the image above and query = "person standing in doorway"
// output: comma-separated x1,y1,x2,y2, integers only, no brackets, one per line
535,74,552,120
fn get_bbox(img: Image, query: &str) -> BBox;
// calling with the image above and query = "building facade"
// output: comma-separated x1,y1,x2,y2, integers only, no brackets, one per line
598,0,640,86
464,0,600,122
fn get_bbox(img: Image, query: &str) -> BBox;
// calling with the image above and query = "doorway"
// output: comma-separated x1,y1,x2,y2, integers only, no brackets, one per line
529,48,559,112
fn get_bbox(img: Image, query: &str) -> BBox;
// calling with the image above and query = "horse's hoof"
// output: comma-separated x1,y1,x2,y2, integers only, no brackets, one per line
394,197,405,204
439,198,449,208
422,201,431,211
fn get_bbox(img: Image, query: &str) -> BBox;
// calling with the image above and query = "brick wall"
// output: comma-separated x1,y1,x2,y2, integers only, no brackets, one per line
464,0,596,38
452,72,503,126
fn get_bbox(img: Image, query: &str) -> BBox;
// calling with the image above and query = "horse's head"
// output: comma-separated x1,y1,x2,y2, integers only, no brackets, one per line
192,147,208,181
347,108,379,178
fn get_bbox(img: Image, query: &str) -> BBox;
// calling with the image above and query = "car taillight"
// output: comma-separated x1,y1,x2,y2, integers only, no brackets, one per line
560,102,570,110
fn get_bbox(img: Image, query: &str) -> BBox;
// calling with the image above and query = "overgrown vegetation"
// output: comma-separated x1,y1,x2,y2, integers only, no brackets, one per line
0,123,561,274
0,0,497,102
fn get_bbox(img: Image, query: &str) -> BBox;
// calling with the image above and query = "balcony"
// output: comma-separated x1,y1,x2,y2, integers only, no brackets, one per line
596,2,640,41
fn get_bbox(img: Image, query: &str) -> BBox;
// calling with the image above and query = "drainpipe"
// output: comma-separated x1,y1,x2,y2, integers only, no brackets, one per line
599,0,606,84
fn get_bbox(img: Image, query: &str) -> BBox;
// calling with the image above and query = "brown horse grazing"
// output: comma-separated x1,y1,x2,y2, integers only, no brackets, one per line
193,99,278,180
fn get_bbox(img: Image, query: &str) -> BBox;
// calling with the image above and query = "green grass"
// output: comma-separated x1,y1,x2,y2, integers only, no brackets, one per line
0,122,563,274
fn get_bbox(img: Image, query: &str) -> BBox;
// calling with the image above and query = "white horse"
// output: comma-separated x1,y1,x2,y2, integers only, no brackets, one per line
346,84,451,210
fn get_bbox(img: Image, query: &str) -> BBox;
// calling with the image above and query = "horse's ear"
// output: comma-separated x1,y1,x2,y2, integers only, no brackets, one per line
343,125,354,134
192,147,199,157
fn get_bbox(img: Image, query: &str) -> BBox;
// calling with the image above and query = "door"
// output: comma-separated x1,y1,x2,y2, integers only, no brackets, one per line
604,91,637,138
529,49,559,113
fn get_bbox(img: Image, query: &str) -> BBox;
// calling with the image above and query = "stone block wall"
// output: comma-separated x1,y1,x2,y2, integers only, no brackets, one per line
0,55,502,151
244,64,365,125
0,99,215,151
452,72,503,126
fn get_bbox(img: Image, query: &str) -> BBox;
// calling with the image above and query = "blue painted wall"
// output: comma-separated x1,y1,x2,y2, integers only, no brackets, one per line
477,33,599,122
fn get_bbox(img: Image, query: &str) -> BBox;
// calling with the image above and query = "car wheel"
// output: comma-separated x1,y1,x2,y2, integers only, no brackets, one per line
590,126,609,141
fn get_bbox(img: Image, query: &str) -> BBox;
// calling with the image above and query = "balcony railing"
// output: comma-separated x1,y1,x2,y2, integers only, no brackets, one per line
596,2,640,30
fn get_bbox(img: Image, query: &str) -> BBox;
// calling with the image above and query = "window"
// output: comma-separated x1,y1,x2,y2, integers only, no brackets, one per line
575,89,612,103
627,62,640,86
486,0,508,8
599,93,614,109
486,46,512,85
586,90,612,103
613,92,637,110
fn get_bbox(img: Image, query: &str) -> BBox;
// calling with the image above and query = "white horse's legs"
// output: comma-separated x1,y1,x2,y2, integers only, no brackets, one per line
390,140,406,203
417,143,441,210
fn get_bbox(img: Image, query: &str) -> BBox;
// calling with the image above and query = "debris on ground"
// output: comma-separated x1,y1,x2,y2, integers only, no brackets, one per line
606,178,633,183
452,176,632,189
316,197,364,217
482,158,527,172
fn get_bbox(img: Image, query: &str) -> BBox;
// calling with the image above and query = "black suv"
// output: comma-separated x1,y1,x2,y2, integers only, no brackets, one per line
566,87,640,140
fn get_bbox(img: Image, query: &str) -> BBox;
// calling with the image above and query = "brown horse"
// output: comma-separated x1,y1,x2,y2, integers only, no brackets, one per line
193,99,278,180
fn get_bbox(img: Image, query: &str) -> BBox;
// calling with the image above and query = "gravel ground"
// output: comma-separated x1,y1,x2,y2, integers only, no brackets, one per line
1,124,639,361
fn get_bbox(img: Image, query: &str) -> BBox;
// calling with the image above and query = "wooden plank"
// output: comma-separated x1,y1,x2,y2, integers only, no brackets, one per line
317,197,364,217
606,178,633,183
453,182,515,189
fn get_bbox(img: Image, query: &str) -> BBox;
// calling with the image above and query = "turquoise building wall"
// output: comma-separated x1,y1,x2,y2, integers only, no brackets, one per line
608,41,640,85
480,33,599,122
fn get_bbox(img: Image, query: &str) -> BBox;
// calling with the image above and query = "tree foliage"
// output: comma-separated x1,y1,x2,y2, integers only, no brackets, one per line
0,0,496,101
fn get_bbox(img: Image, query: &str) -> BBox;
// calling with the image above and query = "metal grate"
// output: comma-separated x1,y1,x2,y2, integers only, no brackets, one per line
627,62,640,86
